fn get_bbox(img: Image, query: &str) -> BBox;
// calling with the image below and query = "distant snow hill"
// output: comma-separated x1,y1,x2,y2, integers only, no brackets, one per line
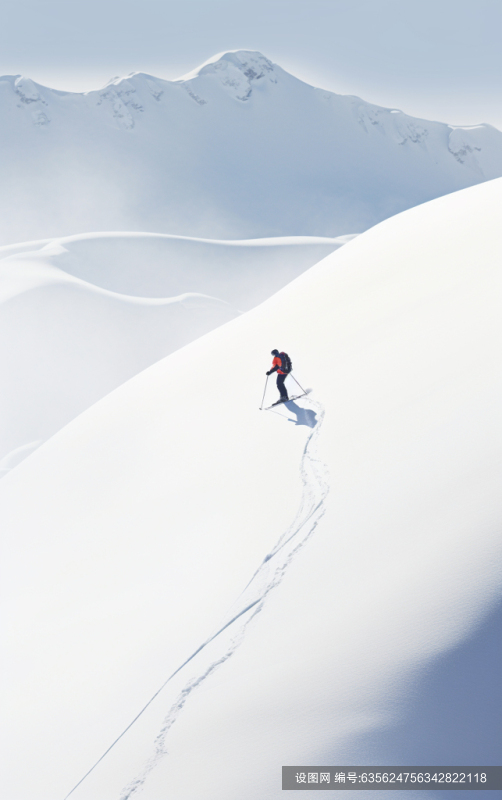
1,178,500,800
0,231,349,469
1,50,501,244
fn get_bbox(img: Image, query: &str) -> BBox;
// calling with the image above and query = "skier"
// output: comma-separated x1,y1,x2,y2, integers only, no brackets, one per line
266,349,290,404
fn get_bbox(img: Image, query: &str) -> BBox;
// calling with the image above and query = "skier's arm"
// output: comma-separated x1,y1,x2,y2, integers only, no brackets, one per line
266,356,282,375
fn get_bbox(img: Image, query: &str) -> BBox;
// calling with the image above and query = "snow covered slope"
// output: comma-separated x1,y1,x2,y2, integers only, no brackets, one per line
1,50,501,244
1,179,501,800
0,231,347,467
0,230,350,307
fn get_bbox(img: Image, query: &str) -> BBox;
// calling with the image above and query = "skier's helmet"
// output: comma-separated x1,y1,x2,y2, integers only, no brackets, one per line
271,349,279,356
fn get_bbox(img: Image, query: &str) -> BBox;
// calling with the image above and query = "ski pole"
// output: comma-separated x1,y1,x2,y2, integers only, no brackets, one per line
290,372,307,394
259,375,269,410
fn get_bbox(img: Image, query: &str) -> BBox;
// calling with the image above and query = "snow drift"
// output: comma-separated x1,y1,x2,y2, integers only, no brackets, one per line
0,179,501,800
1,50,501,244
0,231,348,467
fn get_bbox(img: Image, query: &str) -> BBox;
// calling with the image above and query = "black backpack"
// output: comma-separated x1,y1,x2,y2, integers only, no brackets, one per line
279,351,292,374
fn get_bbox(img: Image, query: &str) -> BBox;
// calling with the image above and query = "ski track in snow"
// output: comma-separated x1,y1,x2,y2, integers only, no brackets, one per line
118,399,329,799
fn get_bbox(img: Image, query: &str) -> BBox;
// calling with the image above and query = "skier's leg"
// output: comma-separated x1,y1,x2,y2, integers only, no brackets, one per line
277,373,288,400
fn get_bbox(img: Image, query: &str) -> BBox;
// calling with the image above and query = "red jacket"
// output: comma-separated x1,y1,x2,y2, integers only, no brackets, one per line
272,355,286,375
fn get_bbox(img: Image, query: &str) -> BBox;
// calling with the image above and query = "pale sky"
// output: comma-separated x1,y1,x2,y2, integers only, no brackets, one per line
1,0,501,129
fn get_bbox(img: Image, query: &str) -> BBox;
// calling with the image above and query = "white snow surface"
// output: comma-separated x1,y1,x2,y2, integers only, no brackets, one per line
1,50,501,244
0,231,348,467
1,178,501,799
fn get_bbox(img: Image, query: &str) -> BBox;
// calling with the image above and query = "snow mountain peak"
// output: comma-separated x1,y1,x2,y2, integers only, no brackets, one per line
182,50,275,78
178,50,279,102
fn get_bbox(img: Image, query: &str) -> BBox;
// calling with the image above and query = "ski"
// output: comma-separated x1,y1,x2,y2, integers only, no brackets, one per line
261,389,311,411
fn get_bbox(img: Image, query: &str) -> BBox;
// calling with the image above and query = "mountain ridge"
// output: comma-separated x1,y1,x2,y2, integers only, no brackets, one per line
3,49,499,134
1,50,501,244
